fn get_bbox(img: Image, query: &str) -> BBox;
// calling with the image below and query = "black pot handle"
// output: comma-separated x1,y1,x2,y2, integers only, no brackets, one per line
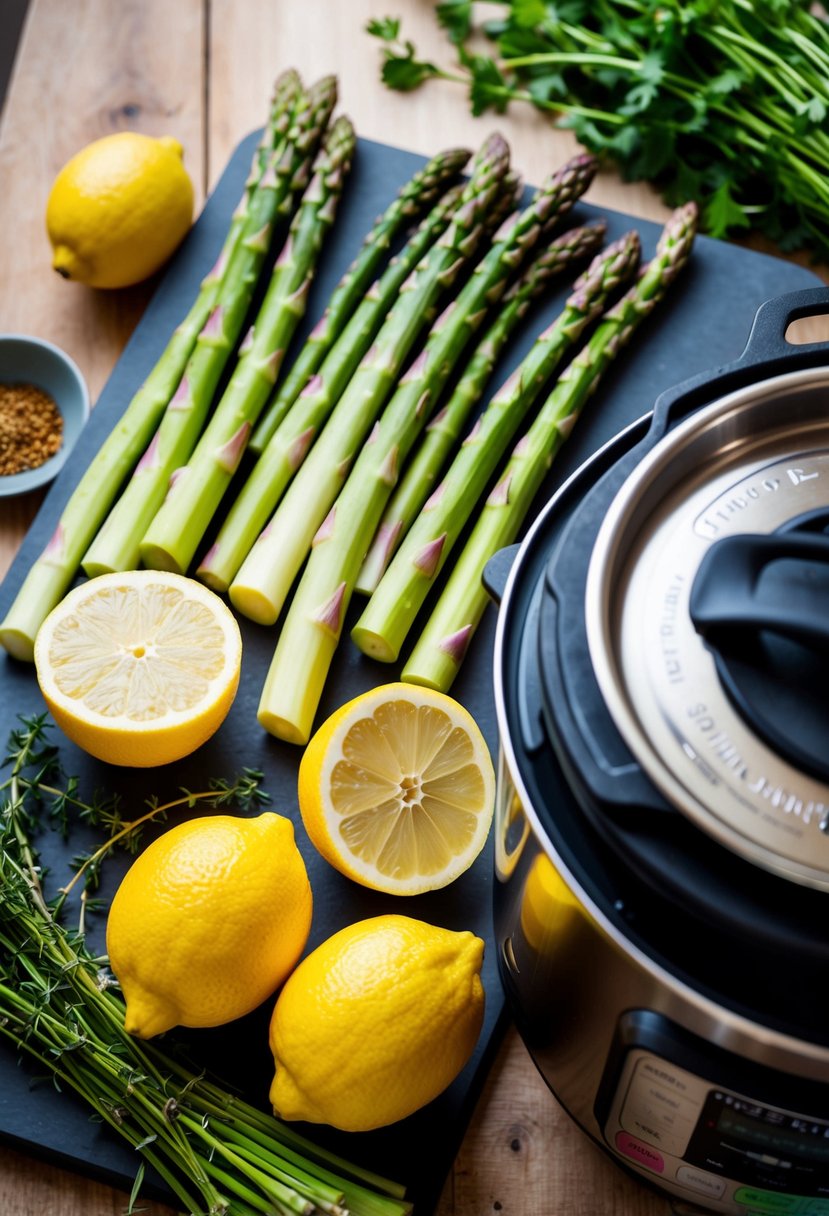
690,532,829,653
482,544,521,606
650,286,829,439
740,286,829,364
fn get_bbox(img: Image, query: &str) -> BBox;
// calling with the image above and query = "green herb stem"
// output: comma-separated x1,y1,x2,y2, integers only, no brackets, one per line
370,3,829,255
0,716,410,1216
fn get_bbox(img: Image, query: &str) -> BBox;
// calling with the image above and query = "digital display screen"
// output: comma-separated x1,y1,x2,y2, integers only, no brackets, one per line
716,1103,829,1164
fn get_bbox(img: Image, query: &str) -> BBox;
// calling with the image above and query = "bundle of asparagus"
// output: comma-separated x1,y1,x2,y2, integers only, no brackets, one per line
0,70,338,659
227,132,516,629
249,144,472,457
197,156,476,593
253,152,601,743
402,202,699,692
353,221,608,595
351,227,641,639
137,114,357,575
84,77,341,578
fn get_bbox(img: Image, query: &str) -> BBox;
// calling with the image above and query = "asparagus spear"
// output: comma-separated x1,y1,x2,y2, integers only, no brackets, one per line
254,154,599,744
137,116,356,575
355,221,607,595
249,144,472,456
226,132,514,627
195,174,519,594
80,74,337,579
0,71,302,662
197,171,523,594
196,181,468,593
352,229,640,659
402,202,699,692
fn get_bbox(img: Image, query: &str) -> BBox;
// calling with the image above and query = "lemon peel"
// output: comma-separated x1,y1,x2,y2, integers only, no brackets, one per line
107,812,312,1039
46,132,193,288
269,914,484,1131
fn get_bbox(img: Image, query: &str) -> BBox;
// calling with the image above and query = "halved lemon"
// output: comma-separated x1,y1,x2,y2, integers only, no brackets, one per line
298,683,495,895
34,571,241,767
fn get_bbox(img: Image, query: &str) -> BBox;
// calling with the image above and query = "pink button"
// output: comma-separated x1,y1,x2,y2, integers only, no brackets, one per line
615,1132,665,1174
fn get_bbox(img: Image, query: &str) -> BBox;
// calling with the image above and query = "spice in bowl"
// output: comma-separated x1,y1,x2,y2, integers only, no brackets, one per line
0,382,63,476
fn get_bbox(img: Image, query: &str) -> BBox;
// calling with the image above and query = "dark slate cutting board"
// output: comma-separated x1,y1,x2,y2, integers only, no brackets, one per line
0,132,822,1214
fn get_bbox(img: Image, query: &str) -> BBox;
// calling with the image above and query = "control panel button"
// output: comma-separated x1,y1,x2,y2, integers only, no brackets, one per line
614,1131,664,1174
676,1165,726,1200
733,1189,801,1212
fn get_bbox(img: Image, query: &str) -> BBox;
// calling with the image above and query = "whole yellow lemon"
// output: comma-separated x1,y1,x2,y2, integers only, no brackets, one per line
269,914,485,1131
46,132,194,288
107,812,312,1039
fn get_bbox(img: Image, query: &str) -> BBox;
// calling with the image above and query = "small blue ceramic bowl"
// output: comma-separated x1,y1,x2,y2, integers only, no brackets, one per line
0,334,90,498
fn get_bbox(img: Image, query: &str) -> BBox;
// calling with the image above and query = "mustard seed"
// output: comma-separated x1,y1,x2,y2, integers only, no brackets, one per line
0,382,63,477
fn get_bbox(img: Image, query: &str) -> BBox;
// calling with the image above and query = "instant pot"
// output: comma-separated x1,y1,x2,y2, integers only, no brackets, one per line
490,287,829,1215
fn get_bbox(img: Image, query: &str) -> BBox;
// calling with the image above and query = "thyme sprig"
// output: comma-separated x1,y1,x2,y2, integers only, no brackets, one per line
60,767,270,908
368,0,829,259
0,716,409,1216
0,713,270,915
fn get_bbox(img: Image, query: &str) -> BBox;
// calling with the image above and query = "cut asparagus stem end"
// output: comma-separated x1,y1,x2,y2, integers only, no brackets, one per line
256,627,332,743
137,543,185,575
0,561,74,661
229,582,281,626
349,626,398,663
400,658,459,692
256,709,310,746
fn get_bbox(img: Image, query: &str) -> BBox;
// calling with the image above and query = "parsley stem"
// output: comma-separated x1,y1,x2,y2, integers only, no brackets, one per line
713,20,829,104
502,52,829,177
373,1,829,254
787,27,829,78
496,84,628,125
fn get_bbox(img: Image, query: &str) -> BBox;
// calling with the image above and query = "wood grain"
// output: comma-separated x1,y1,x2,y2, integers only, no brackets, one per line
0,0,204,584
0,2,825,1214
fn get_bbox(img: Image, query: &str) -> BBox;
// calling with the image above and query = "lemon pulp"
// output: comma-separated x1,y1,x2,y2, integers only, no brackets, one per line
299,684,495,894
35,571,241,766
50,581,226,719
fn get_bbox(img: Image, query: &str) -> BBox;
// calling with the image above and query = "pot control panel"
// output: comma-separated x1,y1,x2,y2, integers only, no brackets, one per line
601,1047,829,1214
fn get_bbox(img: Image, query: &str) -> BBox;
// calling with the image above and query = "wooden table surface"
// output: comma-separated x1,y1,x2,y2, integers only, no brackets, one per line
1,3,827,1214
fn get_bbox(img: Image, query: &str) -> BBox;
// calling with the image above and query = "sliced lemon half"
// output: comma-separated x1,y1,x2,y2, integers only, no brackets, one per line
34,571,241,767
298,683,495,895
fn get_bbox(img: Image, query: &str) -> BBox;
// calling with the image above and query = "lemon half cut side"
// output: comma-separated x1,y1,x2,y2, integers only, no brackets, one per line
34,571,242,767
298,683,496,895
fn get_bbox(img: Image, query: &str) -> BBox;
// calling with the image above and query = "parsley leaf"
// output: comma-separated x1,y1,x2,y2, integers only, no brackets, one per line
511,0,547,25
707,68,745,97
703,181,752,239
437,1,473,44
381,50,442,92
795,96,828,130
366,17,401,42
368,2,829,259
468,57,511,116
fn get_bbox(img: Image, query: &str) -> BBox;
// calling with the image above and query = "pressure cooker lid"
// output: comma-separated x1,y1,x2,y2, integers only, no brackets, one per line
584,365,829,890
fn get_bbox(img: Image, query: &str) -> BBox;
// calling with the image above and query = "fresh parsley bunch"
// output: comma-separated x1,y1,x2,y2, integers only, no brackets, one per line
368,0,829,259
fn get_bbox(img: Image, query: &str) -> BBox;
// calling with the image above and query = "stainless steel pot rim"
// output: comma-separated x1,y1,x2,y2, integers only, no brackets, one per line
584,365,829,890
491,415,829,1074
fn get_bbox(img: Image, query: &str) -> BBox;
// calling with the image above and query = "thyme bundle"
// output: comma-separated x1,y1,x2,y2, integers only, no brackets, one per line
0,716,409,1216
